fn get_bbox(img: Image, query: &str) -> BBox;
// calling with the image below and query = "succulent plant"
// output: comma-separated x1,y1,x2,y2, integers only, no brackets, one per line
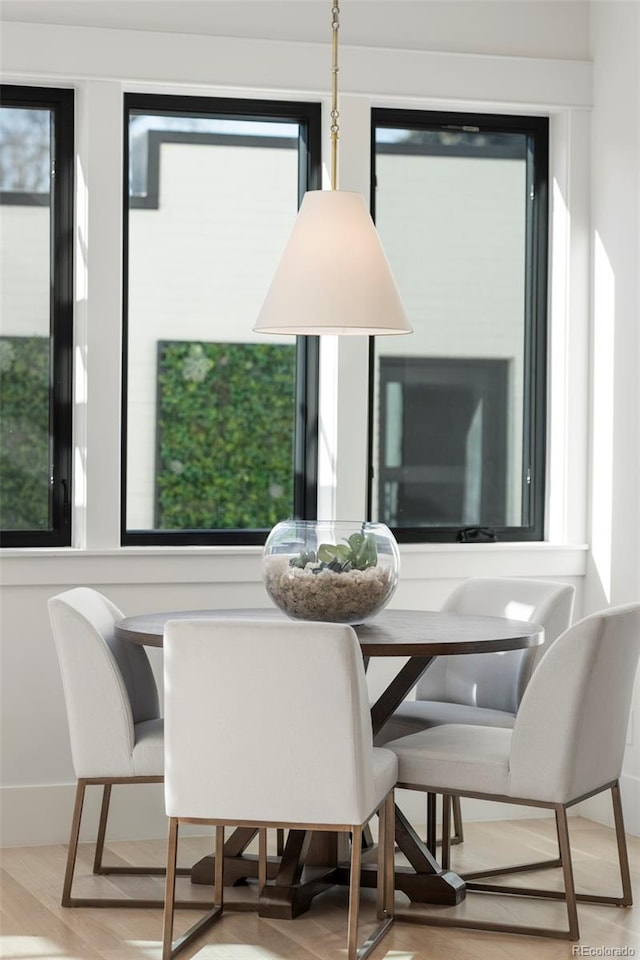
289,530,378,574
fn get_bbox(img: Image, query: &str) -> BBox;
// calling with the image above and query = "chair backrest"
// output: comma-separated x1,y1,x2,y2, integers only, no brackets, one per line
509,602,640,803
48,587,160,777
164,619,377,826
415,578,575,713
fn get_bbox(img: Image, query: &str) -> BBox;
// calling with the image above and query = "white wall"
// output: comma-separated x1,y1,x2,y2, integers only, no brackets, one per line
579,0,640,831
0,0,592,60
1,0,636,845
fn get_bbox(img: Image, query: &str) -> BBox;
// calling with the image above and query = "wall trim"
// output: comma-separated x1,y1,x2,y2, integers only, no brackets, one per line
3,777,632,851
0,782,209,849
577,774,640,838
0,782,556,849
0,543,588,587
0,22,592,110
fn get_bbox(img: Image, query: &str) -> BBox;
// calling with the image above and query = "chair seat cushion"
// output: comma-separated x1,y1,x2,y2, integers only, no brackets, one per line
132,718,165,776
374,699,515,746
384,724,512,796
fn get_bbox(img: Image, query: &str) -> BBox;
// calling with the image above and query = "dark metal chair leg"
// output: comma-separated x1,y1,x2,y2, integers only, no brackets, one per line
63,778,205,909
162,818,179,960
163,821,224,960
93,783,112,873
347,825,363,960
451,795,464,844
426,793,437,854
441,794,451,870
434,794,463,847
62,779,86,906
611,780,633,905
555,804,579,940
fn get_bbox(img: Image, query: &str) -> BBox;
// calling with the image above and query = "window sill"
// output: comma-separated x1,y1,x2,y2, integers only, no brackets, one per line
0,541,588,587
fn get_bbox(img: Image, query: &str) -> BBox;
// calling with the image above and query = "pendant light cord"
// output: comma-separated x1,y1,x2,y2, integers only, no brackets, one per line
330,1,340,190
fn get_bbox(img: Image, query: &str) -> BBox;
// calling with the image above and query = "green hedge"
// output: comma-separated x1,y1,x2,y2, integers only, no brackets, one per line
0,336,50,530
0,337,297,533
156,341,295,529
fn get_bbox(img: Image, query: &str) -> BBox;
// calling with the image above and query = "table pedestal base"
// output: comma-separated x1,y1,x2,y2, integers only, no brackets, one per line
256,866,339,919
190,816,466,918
338,862,465,904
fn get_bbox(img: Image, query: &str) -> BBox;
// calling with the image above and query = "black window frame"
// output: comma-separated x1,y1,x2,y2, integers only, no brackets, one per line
121,93,321,546
369,108,549,543
0,85,74,548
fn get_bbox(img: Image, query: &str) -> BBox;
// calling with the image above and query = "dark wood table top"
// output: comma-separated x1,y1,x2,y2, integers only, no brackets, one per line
116,606,543,658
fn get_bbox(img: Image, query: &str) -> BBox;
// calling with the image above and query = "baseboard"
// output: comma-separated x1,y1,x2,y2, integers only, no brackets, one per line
2,780,617,849
2,782,552,848
396,788,553,830
0,781,207,848
576,774,640,837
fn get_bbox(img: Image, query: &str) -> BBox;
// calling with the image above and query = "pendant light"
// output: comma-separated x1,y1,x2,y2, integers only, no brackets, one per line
254,1,412,336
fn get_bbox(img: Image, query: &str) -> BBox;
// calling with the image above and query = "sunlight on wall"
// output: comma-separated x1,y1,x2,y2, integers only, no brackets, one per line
73,153,89,539
590,231,615,602
73,344,87,538
75,155,88,303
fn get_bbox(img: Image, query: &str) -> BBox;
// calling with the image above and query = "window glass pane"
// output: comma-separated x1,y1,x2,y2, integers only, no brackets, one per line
0,106,52,532
124,105,309,538
371,115,546,539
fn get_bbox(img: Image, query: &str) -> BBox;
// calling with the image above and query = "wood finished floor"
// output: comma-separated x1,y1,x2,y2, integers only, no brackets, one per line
1,817,639,960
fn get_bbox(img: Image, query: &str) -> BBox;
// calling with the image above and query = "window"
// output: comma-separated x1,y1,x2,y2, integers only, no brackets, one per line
370,110,548,542
122,94,321,545
0,85,74,547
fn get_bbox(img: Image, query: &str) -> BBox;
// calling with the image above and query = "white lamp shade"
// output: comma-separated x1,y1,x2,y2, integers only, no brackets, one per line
254,190,412,336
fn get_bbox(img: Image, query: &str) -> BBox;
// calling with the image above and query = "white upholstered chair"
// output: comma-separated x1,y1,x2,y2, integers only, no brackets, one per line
385,602,640,940
375,577,575,845
162,618,397,960
48,587,194,908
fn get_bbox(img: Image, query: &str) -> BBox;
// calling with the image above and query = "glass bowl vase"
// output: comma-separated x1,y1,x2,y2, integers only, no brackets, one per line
262,520,399,625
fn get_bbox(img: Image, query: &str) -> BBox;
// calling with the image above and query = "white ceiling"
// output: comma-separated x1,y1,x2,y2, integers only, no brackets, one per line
0,1,591,60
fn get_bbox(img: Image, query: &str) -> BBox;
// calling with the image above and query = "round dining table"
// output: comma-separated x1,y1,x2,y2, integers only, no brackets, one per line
116,606,542,919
